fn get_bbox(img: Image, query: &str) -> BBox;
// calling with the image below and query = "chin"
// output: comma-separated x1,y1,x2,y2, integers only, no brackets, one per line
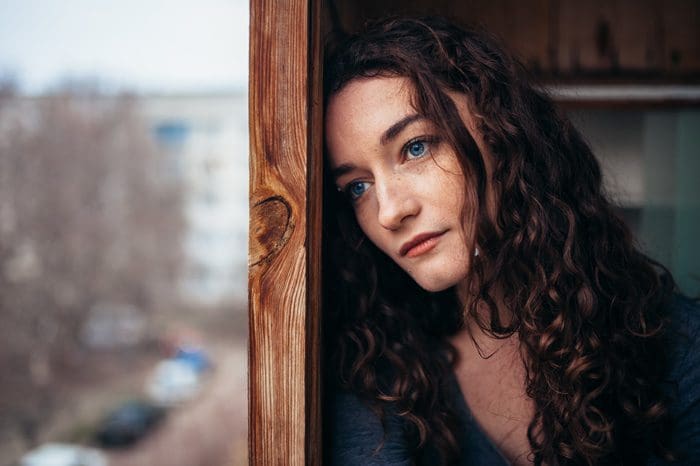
397,246,472,292
410,263,470,293
415,280,453,292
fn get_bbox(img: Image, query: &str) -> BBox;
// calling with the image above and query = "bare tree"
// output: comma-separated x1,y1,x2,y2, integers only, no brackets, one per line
0,84,184,450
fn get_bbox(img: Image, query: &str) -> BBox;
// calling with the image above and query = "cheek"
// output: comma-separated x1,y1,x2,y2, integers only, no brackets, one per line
354,205,387,252
428,163,468,222
436,156,471,222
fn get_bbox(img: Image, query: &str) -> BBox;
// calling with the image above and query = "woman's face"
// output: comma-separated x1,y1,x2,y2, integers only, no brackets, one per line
325,76,478,292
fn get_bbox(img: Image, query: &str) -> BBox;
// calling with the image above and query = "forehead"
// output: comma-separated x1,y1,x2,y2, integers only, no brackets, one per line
325,76,416,151
327,75,414,113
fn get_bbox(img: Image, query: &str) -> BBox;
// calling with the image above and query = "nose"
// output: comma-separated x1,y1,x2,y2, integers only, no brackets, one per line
376,176,420,231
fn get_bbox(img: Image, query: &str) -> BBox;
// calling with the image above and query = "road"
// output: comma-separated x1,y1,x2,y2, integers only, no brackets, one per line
107,341,247,466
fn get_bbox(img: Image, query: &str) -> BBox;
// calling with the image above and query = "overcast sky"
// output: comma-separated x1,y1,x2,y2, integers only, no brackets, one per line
0,0,248,94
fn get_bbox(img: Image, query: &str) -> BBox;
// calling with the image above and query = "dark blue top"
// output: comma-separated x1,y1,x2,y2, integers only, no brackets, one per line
328,296,700,465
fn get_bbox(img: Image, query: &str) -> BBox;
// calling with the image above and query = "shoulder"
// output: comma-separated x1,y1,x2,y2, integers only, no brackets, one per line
326,388,412,466
665,294,700,394
651,294,700,465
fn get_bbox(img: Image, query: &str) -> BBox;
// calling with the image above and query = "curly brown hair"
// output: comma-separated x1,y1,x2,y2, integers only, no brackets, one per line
323,16,676,466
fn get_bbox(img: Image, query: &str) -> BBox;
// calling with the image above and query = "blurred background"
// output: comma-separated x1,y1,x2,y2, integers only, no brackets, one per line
0,1,249,465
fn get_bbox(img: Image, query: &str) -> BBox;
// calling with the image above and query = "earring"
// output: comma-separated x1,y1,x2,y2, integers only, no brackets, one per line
474,247,479,257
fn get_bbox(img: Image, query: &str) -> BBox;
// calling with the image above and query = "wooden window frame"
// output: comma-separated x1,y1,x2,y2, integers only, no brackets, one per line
249,0,323,464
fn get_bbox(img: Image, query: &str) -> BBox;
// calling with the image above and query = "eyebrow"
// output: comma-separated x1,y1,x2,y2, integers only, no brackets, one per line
330,113,426,181
331,163,355,181
380,114,424,145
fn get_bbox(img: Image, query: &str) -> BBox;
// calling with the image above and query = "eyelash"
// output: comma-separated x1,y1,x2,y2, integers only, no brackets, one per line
401,135,439,160
341,135,441,202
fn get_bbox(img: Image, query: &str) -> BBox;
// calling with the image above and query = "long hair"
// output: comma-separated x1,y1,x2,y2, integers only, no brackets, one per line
323,16,676,465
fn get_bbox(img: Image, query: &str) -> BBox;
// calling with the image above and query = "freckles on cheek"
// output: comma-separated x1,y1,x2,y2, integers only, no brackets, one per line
355,207,391,254
353,208,374,241
354,207,369,232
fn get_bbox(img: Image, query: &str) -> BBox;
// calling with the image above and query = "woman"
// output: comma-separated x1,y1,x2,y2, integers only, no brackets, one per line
322,16,700,466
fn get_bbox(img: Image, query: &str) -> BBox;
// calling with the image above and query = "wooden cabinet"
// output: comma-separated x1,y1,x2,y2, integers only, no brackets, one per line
330,0,700,80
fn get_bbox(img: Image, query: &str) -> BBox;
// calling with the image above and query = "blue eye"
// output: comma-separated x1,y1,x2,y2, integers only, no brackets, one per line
406,140,427,158
346,181,370,200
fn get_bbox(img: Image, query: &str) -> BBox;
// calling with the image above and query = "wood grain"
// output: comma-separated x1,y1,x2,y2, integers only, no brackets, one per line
331,0,700,80
248,0,323,464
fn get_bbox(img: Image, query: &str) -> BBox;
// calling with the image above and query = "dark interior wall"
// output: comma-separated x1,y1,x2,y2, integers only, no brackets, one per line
325,0,700,82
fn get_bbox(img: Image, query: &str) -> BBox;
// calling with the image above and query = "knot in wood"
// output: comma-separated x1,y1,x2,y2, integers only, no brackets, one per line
250,195,293,267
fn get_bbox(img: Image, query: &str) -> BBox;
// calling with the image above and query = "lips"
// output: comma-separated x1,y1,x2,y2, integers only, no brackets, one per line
399,231,446,257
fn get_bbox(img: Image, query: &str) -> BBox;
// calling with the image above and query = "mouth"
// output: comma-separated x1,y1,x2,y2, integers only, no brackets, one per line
399,231,447,258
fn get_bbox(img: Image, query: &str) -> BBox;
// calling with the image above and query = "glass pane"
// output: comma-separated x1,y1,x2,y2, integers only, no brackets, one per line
570,108,700,296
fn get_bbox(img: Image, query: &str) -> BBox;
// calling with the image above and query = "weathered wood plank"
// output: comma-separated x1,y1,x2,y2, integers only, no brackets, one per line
331,0,700,78
248,0,323,464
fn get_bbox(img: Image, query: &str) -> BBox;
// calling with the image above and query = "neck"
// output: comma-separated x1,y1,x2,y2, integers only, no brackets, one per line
450,293,520,365
456,276,513,323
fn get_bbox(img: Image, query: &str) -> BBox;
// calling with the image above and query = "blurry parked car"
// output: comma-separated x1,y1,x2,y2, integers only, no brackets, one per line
146,359,201,406
173,345,212,374
95,400,165,448
20,442,107,466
